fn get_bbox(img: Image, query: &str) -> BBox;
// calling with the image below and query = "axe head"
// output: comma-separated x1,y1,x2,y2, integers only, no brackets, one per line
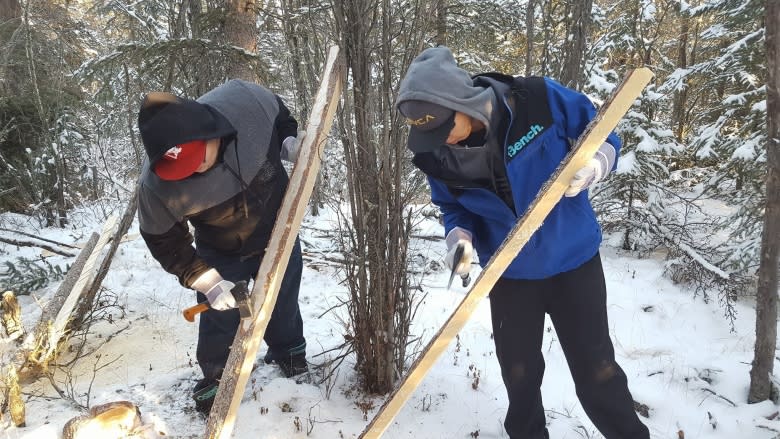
231,281,253,320
447,243,466,291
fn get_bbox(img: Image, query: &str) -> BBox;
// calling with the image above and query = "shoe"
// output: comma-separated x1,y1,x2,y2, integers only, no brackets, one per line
193,379,219,415
265,352,309,378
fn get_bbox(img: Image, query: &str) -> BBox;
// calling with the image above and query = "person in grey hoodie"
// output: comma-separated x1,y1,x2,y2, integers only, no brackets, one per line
396,47,649,439
136,80,307,415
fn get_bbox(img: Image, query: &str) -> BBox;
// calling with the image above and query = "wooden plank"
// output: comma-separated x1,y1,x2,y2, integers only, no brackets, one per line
18,215,120,380
43,215,118,361
74,191,138,327
359,67,654,438
204,45,345,439
17,231,99,380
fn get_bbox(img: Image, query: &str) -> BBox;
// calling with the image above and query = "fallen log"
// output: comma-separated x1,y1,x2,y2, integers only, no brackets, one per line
16,231,99,380
0,236,76,257
0,227,80,248
12,215,120,381
74,191,137,328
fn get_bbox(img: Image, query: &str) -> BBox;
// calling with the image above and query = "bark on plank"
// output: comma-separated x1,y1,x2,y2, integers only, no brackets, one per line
205,45,345,439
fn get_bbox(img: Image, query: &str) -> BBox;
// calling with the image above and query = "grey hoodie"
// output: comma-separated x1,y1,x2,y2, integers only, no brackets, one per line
137,80,296,287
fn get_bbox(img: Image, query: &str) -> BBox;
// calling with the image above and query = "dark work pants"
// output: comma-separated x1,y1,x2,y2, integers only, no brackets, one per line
195,238,306,381
489,253,649,439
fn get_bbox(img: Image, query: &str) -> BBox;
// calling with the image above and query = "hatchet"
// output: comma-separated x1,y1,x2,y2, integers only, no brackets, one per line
182,280,253,322
446,242,471,290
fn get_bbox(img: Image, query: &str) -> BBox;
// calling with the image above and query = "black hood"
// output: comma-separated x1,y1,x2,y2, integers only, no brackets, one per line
138,92,236,165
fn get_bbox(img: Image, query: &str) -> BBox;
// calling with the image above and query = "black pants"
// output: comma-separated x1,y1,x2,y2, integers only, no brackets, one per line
489,253,649,439
195,238,306,381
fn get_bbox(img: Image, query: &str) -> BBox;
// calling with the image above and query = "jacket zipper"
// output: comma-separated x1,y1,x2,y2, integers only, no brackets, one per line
501,93,518,217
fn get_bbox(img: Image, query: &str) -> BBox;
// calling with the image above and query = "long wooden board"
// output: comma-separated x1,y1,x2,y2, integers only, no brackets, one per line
359,67,654,438
43,215,118,361
18,215,119,380
204,45,345,439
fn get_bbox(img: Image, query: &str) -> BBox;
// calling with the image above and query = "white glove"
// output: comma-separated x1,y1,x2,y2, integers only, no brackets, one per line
281,130,306,162
191,268,237,311
565,142,616,197
444,227,473,277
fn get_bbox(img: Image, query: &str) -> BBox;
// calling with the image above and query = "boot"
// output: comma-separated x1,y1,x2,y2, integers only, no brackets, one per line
192,378,219,415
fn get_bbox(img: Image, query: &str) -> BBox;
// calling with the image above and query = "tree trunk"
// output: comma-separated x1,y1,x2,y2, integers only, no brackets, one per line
435,0,447,45
0,0,21,87
525,0,535,76
672,6,689,142
280,0,326,215
223,0,257,81
333,0,392,393
622,182,635,251
559,0,592,88
540,0,553,77
331,0,432,394
748,0,780,404
0,0,21,22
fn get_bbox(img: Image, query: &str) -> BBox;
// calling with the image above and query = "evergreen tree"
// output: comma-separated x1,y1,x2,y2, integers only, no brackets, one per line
687,0,766,275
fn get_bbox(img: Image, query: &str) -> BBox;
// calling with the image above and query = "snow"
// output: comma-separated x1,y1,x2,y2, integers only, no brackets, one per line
641,0,656,21
616,150,638,175
732,141,758,161
752,100,767,113
587,73,615,94
1,206,779,439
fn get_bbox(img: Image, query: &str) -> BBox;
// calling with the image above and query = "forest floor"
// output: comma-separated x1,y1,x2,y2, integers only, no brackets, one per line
1,205,779,439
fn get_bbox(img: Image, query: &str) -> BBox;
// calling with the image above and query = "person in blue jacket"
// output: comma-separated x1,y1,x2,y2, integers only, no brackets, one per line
396,46,649,439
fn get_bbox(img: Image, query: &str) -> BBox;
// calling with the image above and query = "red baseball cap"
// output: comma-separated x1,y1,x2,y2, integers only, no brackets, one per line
153,140,207,181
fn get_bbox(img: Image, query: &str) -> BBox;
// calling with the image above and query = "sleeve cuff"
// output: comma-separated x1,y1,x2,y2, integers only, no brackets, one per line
281,136,297,161
445,227,473,249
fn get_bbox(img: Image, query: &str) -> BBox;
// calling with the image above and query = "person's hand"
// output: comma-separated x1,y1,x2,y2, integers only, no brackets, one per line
565,142,616,197
281,130,306,162
204,280,238,311
192,269,237,311
444,227,473,277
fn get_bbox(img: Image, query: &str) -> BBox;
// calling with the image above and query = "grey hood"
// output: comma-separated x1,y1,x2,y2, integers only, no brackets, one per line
395,46,495,128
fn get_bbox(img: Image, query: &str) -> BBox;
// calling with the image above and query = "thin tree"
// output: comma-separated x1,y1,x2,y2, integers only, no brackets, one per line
331,0,434,393
525,0,535,76
559,0,592,88
748,0,780,403
435,0,447,45
278,0,328,215
223,0,258,81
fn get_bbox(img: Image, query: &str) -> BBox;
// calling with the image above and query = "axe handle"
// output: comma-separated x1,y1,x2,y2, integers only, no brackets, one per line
183,302,209,322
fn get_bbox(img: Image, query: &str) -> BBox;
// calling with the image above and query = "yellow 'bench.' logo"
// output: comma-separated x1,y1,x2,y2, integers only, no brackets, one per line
406,114,436,126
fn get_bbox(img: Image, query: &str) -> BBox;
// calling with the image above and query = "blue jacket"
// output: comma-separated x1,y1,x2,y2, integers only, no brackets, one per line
424,74,621,280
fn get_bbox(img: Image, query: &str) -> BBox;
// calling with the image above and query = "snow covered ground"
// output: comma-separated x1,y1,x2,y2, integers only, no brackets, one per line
1,206,779,439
